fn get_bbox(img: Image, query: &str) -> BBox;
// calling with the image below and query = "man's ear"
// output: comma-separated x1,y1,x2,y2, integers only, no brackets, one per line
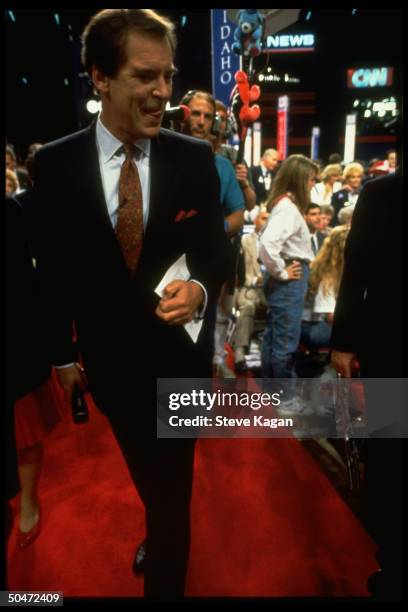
92,66,110,95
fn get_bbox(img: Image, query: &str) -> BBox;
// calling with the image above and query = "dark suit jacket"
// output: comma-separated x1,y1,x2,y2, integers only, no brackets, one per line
311,230,326,254
250,165,274,205
33,124,231,419
5,197,51,400
330,187,360,227
5,197,51,497
330,173,402,376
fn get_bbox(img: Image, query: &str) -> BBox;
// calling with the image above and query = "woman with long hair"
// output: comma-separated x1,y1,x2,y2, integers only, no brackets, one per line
259,154,318,414
301,225,350,349
310,163,342,205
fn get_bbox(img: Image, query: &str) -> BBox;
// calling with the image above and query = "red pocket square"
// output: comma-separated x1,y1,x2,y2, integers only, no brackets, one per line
175,209,198,222
175,210,186,222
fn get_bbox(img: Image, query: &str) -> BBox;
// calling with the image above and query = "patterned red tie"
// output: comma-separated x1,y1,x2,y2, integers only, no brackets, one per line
116,144,143,273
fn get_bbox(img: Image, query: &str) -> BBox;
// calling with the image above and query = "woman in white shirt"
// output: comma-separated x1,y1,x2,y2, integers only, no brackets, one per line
259,154,318,386
310,163,343,206
301,226,350,348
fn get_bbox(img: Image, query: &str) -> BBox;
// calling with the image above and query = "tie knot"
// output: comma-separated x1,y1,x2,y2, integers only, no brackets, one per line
123,144,135,159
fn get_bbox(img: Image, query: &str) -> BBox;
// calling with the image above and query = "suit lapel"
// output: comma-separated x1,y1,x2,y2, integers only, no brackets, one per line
80,123,114,229
146,132,177,238
76,123,129,271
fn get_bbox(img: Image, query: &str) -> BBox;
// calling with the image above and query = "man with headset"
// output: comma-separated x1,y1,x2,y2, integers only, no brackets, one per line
180,90,245,237
179,90,245,378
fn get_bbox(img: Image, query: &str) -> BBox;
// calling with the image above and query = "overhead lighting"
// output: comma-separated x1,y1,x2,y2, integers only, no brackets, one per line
364,110,371,118
54,13,60,26
8,10,16,22
353,100,359,107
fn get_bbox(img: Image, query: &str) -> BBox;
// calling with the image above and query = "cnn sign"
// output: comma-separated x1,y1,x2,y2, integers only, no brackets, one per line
347,67,394,88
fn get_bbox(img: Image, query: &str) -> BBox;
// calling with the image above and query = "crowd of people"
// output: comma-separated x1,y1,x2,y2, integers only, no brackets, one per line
5,8,401,603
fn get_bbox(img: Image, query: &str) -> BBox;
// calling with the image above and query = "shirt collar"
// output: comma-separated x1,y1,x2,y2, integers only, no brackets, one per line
96,114,150,163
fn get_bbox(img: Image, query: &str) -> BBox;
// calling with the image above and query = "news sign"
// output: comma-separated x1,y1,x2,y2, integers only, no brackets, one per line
265,32,315,53
347,67,394,88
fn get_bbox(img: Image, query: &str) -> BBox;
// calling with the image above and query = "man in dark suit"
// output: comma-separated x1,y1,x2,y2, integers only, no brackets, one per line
331,172,404,601
304,203,326,256
33,9,230,600
250,148,279,205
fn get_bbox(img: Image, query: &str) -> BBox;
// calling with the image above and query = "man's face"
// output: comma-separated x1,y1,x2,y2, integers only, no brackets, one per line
304,207,321,232
6,177,14,196
263,153,278,172
216,108,228,137
388,152,396,168
187,96,214,140
93,32,175,143
319,213,331,230
6,153,15,170
346,172,362,190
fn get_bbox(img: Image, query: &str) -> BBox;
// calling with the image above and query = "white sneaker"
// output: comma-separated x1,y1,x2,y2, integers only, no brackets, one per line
277,396,313,417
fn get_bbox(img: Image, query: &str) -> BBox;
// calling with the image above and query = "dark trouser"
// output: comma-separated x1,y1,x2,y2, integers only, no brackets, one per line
362,438,404,599
108,414,196,600
359,367,404,600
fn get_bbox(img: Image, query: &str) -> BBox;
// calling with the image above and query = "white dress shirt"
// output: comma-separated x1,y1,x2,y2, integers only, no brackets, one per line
259,196,314,281
261,166,272,192
95,116,151,229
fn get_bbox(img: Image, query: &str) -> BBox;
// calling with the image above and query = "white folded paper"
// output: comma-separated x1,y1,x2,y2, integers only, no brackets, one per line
155,253,203,343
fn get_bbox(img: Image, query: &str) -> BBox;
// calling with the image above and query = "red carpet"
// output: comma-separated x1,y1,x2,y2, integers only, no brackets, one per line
7,393,378,598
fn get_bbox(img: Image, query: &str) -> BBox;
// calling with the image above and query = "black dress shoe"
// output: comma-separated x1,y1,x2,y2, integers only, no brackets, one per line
133,539,147,576
235,360,248,373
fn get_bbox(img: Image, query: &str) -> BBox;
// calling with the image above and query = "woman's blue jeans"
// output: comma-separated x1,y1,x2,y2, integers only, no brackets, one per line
261,263,309,385
300,320,332,349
